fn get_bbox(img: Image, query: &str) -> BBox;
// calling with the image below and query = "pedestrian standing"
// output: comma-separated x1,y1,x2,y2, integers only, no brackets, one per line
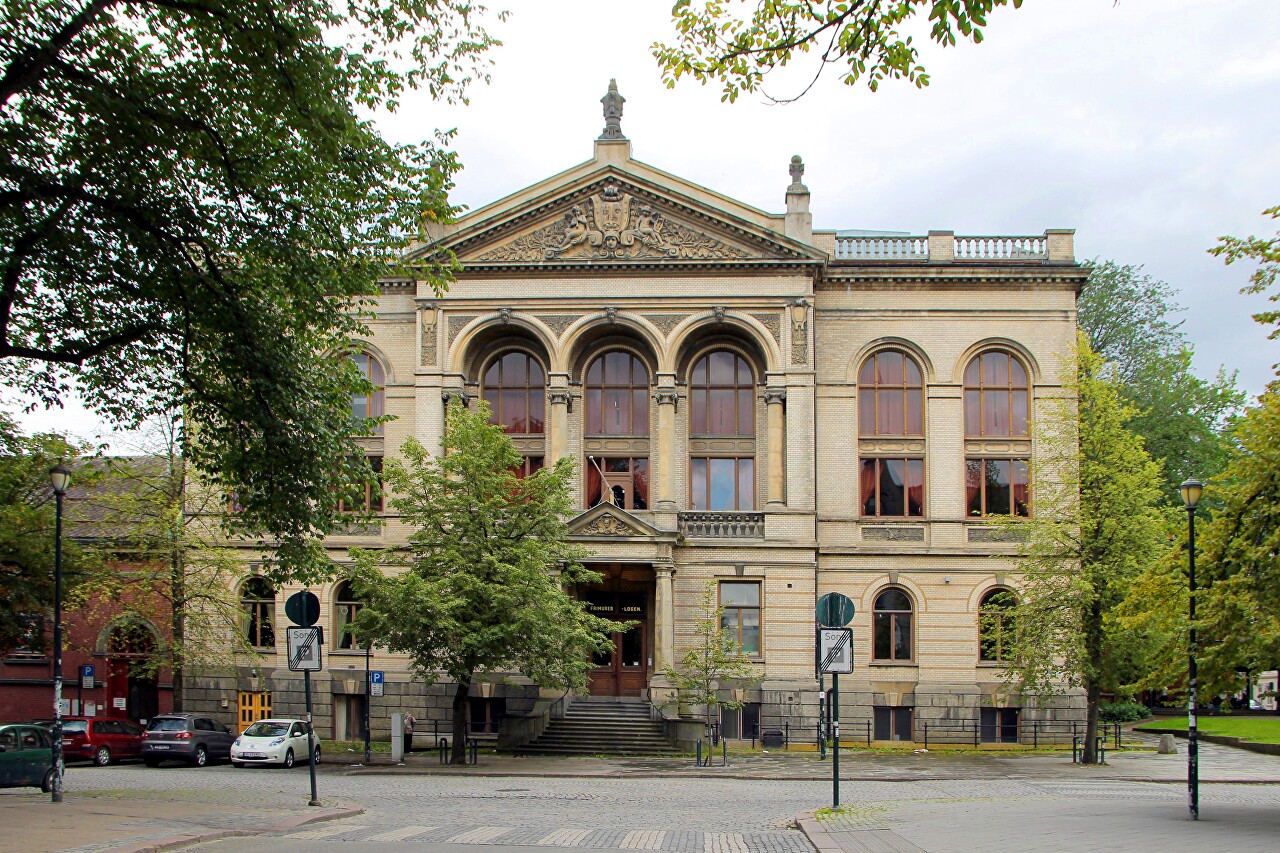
403,712,417,754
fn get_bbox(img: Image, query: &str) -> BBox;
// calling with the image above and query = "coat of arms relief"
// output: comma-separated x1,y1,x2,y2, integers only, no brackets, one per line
477,182,751,262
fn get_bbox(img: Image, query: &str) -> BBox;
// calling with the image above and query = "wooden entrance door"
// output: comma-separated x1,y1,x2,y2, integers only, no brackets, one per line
582,567,650,696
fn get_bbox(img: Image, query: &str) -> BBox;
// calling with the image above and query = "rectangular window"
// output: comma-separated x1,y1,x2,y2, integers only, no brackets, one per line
340,456,384,514
720,702,761,740
690,457,755,510
4,615,45,661
980,707,1020,743
873,707,914,741
966,459,1030,517
511,456,545,479
468,697,506,735
585,457,649,510
720,581,761,656
859,458,924,517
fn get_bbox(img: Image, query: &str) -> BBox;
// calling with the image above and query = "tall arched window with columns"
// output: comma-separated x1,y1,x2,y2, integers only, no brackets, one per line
964,350,1030,517
584,350,650,509
688,350,756,511
482,350,546,477
858,349,924,517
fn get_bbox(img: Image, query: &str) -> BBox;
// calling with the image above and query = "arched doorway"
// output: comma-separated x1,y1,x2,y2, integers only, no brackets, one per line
105,622,159,723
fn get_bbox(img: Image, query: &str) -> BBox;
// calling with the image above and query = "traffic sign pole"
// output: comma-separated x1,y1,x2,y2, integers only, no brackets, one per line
304,668,320,806
364,645,372,766
832,671,840,808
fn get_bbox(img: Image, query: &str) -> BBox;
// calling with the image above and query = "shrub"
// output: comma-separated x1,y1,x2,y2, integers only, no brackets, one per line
1100,701,1150,723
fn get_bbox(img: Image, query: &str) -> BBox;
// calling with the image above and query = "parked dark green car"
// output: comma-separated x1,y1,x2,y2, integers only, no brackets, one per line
0,724,55,791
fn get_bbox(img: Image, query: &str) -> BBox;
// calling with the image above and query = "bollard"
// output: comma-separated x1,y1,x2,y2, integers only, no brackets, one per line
695,739,702,767
1157,733,1178,754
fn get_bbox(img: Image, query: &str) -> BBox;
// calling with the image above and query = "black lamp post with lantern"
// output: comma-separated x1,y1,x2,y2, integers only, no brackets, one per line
49,463,71,804
1180,477,1203,821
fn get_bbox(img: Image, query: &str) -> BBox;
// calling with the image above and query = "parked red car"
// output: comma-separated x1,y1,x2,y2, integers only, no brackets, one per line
60,717,145,766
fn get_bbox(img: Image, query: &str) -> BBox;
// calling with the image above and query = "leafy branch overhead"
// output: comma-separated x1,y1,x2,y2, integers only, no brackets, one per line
654,0,1024,102
1,1,500,576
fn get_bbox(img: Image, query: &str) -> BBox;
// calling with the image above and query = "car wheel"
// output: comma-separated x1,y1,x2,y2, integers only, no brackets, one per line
40,768,54,793
231,761,243,768
192,745,208,767
93,746,112,767
143,758,160,768
311,746,321,766
283,748,294,769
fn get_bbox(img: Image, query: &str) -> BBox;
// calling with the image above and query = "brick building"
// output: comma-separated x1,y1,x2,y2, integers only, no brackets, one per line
186,84,1087,745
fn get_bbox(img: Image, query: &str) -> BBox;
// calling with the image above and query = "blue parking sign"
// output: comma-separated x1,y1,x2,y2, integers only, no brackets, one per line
370,670,384,697
81,664,95,689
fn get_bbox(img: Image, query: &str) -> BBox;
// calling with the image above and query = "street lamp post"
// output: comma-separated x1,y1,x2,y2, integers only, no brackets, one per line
49,463,71,804
1180,477,1203,821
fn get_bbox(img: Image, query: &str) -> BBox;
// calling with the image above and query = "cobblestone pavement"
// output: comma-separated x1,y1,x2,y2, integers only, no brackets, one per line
42,758,1280,853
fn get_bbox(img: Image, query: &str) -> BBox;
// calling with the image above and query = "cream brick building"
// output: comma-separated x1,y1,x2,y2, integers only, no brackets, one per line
189,86,1087,746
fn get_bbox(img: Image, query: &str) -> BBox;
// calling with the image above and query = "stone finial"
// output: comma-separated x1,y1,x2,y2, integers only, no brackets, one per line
599,79,627,141
787,155,808,193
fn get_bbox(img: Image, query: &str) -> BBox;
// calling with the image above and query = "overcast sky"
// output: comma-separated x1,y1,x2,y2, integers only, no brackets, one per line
13,0,1280,446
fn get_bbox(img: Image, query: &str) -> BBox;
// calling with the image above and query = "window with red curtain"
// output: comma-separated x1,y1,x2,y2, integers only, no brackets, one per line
965,459,1030,517
350,352,386,435
859,350,924,436
963,351,1029,438
482,351,545,434
585,351,650,435
860,458,924,517
585,457,649,509
690,351,755,435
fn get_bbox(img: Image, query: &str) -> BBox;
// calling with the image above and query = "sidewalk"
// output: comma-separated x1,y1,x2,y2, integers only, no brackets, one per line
337,734,1280,783
0,789,361,853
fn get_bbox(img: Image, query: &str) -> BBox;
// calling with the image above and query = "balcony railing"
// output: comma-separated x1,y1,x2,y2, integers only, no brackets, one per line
678,511,765,538
833,230,1070,264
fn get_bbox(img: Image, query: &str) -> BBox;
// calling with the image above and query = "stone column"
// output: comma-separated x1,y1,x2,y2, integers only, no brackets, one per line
765,388,787,505
548,389,571,466
654,388,679,511
654,562,676,672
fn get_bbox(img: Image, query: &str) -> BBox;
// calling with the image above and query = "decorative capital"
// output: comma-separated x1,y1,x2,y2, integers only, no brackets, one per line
442,388,471,407
787,155,808,193
653,389,679,408
763,387,787,405
548,389,572,409
599,78,627,141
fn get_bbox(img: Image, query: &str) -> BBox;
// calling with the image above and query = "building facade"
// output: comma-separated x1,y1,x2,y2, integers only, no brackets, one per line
187,86,1087,745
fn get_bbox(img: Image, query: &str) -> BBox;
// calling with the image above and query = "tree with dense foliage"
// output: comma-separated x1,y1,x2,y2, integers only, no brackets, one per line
654,0,1024,101
350,402,619,764
0,411,95,653
1077,260,1243,501
65,417,261,710
1002,337,1169,763
1,1,499,581
661,581,761,741
1213,206,1280,342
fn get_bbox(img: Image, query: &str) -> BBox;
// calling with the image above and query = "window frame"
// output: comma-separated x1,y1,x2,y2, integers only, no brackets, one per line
240,577,276,649
689,350,756,437
584,350,651,437
481,350,547,435
333,580,365,651
963,350,1030,439
965,457,1030,517
871,587,914,663
719,580,762,658
690,456,756,511
339,455,384,515
585,456,650,510
978,587,1017,663
858,349,925,437
349,352,387,435
859,457,924,518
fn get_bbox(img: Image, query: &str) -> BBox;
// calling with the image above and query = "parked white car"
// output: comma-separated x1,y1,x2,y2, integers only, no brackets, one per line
230,719,320,768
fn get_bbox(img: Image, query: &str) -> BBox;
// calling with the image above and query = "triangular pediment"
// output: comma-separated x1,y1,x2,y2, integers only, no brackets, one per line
423,169,824,269
567,502,660,538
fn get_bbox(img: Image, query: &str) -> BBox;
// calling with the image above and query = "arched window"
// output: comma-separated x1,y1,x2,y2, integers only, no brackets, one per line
690,351,754,436
240,578,275,648
964,350,1031,517
333,581,364,651
964,350,1028,438
858,350,925,517
872,588,913,662
350,352,386,435
859,350,923,436
585,351,649,436
979,588,1017,663
482,351,545,434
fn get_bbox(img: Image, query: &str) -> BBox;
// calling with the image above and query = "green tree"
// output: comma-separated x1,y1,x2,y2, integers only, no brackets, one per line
1077,260,1244,500
661,580,761,741
654,0,1024,101
350,402,619,764
0,411,95,652
65,416,262,710
1003,336,1169,763
1,2,499,578
1213,206,1280,342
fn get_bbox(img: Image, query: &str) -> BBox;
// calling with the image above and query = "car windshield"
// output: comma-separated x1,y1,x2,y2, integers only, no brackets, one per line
242,722,290,738
62,721,88,733
147,718,187,732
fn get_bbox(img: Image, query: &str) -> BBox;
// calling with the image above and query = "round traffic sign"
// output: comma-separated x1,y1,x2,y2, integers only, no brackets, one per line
816,592,855,627
285,590,321,627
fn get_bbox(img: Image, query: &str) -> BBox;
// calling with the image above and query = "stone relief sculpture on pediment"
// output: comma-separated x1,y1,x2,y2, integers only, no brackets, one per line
476,182,752,263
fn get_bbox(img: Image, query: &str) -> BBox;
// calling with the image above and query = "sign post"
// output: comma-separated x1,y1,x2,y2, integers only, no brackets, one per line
79,665,93,718
364,647,374,765
286,589,323,807
818,606,855,810
816,593,855,773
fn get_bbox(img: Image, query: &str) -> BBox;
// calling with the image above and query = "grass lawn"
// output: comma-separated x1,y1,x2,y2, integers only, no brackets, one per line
1139,716,1280,744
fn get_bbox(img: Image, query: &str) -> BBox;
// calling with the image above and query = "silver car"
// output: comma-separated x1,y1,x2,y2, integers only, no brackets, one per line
141,714,235,767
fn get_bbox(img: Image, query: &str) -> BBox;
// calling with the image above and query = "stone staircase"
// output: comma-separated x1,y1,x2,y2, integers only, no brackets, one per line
512,697,679,756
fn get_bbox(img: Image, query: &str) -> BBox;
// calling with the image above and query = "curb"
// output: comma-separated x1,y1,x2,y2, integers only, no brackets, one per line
794,810,842,853
102,802,365,853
